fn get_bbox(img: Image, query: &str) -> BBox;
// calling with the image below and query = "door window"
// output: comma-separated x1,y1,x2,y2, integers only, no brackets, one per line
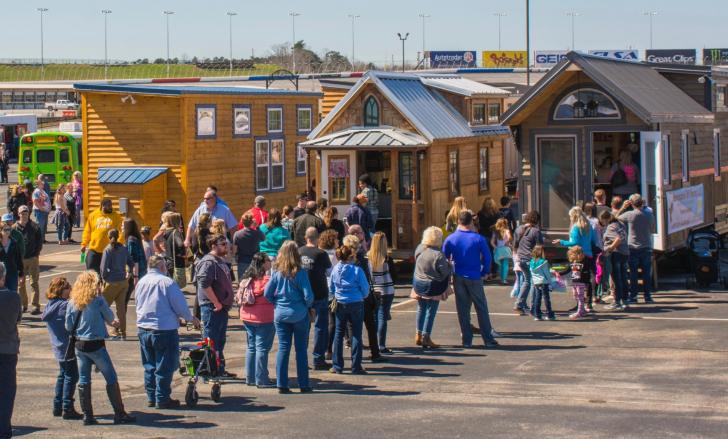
328,156,350,203
538,138,575,230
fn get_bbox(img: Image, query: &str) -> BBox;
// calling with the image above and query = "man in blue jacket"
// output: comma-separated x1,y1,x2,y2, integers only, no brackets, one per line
443,211,499,348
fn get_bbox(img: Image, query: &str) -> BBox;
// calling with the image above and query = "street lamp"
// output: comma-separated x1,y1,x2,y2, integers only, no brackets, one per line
289,12,301,74
565,11,580,51
163,10,174,78
493,13,506,51
644,11,658,49
37,8,48,80
526,0,530,86
418,13,430,66
102,10,112,80
347,14,360,70
227,11,237,76
397,32,409,73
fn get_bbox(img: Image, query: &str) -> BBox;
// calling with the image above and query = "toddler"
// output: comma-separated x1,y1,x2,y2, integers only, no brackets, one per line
563,245,591,320
529,245,554,321
491,218,512,284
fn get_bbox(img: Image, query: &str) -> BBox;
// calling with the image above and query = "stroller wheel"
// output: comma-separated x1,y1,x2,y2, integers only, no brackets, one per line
211,383,221,402
185,381,198,408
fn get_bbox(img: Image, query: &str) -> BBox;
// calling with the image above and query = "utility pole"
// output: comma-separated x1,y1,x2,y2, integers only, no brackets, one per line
102,9,112,80
347,14,360,69
419,14,430,67
289,12,301,74
397,32,409,73
526,0,530,86
493,12,506,51
37,8,48,80
565,11,579,51
227,11,237,76
163,10,174,78
643,11,657,49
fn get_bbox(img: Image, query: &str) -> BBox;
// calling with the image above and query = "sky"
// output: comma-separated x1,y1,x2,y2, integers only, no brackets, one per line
2,0,727,64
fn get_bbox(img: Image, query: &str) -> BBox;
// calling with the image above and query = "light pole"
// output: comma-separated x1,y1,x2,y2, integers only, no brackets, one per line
102,9,112,80
227,11,237,76
37,8,48,80
347,14,360,69
493,12,506,51
644,11,657,49
289,12,301,74
418,13,430,66
397,32,409,72
163,10,174,78
526,0,530,86
565,11,579,51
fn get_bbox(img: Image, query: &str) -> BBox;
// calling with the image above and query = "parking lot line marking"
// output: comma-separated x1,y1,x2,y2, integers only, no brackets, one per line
392,299,416,308
392,310,728,321
43,248,83,257
39,270,84,279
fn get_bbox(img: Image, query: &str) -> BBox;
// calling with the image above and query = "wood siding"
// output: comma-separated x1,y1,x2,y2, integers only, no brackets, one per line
320,87,348,118
323,85,416,136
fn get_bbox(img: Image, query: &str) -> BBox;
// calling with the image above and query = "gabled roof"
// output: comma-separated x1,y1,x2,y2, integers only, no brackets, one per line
417,74,510,97
501,52,714,125
74,83,322,97
97,167,168,185
301,126,428,149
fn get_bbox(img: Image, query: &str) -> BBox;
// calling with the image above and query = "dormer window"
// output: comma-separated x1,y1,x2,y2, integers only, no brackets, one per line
554,88,620,120
364,96,379,126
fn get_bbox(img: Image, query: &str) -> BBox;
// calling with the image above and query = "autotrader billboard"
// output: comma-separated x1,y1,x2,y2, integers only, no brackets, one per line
482,51,527,68
703,48,728,65
429,51,477,68
588,50,639,61
645,49,696,65
534,50,568,68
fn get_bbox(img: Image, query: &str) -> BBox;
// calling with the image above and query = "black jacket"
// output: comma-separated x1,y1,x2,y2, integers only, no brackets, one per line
14,220,42,259
0,239,24,278
292,212,324,247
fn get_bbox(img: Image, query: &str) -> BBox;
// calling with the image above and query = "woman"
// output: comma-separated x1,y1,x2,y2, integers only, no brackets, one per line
65,270,135,425
344,233,382,361
344,195,373,237
316,198,328,219
210,219,234,268
323,206,346,243
100,229,133,339
319,229,340,360
123,219,146,305
191,213,212,261
263,241,314,393
584,202,605,302
601,210,630,311
443,196,467,237
237,253,275,388
411,226,452,348
7,185,27,219
611,149,640,198
513,211,544,315
72,171,83,228
551,206,597,312
368,232,395,354
64,183,77,243
329,244,370,374
281,206,295,234
53,184,70,245
259,209,290,260
0,224,23,293
159,212,187,288
477,197,500,279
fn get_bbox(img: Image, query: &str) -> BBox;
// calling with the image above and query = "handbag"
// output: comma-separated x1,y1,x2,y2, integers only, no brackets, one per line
239,278,255,306
64,309,82,361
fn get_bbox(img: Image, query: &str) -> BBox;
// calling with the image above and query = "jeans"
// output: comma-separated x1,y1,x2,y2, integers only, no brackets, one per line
333,301,364,372
34,209,48,240
597,253,612,298
311,299,329,365
243,322,275,385
4,274,17,297
77,346,118,385
200,303,229,372
138,328,179,404
376,294,394,349
515,260,532,309
363,295,380,358
532,284,554,319
0,353,17,439
629,248,653,300
611,252,629,305
237,262,250,281
65,219,73,241
85,249,102,274
54,359,79,411
415,299,440,335
453,275,495,345
274,317,310,389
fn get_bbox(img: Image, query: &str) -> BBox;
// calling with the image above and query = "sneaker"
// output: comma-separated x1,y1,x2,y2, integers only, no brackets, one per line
568,312,585,320
379,348,394,354
156,399,181,409
220,371,238,379
484,340,500,348
545,315,556,321
369,355,387,363
329,367,342,374
351,369,368,375
533,316,543,321
257,383,276,389
490,330,502,338
626,298,638,304
644,297,655,304
278,387,291,394
604,303,622,311
513,306,526,316
462,343,473,349
300,387,313,393
584,306,593,313
30,307,41,316
314,362,332,371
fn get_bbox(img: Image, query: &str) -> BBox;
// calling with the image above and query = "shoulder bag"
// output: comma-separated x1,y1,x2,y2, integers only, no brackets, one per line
64,309,82,361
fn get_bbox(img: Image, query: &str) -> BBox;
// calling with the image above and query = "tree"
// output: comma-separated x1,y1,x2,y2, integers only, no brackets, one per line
323,50,352,71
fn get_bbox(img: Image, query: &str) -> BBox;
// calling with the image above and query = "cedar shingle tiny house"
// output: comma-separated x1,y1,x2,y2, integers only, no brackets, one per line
74,83,321,231
501,52,728,252
302,71,511,253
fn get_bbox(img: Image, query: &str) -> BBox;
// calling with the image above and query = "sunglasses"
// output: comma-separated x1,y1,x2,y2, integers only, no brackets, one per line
204,197,214,201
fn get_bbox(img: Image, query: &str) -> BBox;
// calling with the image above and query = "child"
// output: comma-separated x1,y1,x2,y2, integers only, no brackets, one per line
510,251,523,298
140,226,154,261
529,245,554,321
368,231,395,353
563,245,591,320
41,277,83,420
491,218,512,284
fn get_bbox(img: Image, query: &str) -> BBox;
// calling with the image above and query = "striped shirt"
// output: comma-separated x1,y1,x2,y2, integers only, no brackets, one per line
368,261,394,295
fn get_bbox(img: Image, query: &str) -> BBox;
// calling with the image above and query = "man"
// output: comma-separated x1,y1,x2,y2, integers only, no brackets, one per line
81,198,123,274
243,196,268,230
292,193,308,218
232,213,265,280
7,183,29,219
443,211,499,348
196,233,235,377
13,206,40,314
2,214,25,269
618,194,655,304
345,194,374,240
292,201,325,247
298,227,332,370
610,196,623,218
0,262,22,439
594,189,610,218
136,255,200,409
185,189,237,247
31,174,52,243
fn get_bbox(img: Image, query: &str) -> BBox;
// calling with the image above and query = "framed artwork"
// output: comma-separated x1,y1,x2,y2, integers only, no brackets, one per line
196,104,216,138
233,104,251,137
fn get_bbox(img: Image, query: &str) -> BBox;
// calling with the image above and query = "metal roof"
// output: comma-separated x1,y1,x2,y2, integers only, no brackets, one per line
73,83,322,97
301,126,429,149
417,74,510,96
97,167,168,185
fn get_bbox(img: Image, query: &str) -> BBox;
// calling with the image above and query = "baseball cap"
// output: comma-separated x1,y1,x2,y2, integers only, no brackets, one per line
18,205,29,213
1,213,13,222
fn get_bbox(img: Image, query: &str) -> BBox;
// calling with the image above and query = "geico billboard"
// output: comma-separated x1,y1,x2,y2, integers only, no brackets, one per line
482,51,527,68
588,50,639,61
534,50,568,68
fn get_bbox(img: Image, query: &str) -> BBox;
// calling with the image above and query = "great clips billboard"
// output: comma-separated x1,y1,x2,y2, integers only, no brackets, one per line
645,49,696,65
429,51,477,68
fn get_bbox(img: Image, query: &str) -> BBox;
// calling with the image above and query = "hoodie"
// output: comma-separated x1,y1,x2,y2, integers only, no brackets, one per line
329,262,370,304
529,258,552,286
82,208,123,253
41,298,70,361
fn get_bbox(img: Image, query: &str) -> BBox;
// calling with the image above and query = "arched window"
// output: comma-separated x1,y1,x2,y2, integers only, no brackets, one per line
553,88,620,120
364,96,380,126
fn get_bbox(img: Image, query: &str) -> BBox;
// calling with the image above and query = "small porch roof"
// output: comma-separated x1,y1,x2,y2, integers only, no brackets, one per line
301,126,429,150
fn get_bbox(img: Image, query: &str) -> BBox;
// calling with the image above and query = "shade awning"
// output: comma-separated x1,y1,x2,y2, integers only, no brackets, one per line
97,167,168,184
301,126,429,150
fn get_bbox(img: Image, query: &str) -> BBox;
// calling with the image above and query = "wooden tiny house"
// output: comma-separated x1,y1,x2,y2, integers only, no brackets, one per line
75,83,321,231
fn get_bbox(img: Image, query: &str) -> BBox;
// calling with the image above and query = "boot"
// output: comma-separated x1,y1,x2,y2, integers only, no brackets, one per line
78,384,98,426
62,403,84,420
106,383,136,424
53,402,62,417
421,334,440,349
415,331,422,346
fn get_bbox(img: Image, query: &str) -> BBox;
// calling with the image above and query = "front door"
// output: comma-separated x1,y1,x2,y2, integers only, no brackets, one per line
640,131,665,251
536,136,577,231
321,150,357,215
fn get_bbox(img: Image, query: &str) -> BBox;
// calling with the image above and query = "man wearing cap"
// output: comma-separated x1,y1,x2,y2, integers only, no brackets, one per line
13,206,41,314
243,196,268,230
292,193,308,219
81,198,123,274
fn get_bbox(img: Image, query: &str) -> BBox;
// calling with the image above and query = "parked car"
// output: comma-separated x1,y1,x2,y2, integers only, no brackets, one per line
45,100,79,111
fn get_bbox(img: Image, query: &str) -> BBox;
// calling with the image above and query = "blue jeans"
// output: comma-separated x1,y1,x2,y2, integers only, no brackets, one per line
200,303,229,372
611,252,629,305
416,299,440,335
377,294,394,349
333,301,364,372
243,322,275,386
628,248,653,300
138,328,179,404
516,260,532,309
311,299,329,366
0,353,17,439
34,209,49,240
77,346,118,385
4,273,17,296
237,262,251,281
274,317,310,389
453,275,495,345
54,359,79,410
532,284,554,319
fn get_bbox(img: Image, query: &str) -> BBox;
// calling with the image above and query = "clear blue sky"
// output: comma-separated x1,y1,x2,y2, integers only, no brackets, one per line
3,0,726,63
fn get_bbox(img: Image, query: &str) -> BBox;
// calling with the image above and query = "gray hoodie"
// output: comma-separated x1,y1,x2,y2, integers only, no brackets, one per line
414,244,452,283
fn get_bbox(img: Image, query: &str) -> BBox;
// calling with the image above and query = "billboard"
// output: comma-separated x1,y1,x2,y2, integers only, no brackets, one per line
667,184,705,234
588,50,639,61
429,51,477,68
645,49,696,65
534,50,568,68
703,48,728,65
482,51,527,68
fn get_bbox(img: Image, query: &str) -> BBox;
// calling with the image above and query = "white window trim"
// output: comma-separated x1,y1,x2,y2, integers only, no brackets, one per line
714,128,722,178
681,129,689,183
267,107,283,133
553,87,621,121
662,133,671,186
478,145,489,191
255,139,271,191
297,107,312,133
296,143,307,175
271,139,286,190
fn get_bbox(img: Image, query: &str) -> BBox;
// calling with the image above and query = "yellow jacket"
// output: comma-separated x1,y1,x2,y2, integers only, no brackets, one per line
82,208,124,253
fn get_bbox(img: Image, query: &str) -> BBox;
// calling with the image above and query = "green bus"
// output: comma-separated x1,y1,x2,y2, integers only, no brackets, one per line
18,131,82,191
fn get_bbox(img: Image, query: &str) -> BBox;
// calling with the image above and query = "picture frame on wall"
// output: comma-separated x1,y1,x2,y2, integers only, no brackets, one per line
233,104,251,137
196,104,216,138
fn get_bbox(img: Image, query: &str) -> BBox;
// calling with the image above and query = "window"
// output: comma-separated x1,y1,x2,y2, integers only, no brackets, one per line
364,96,379,126
233,105,251,137
297,105,312,133
398,152,420,200
472,104,485,124
553,88,620,120
270,139,285,189
36,149,55,163
296,144,307,175
487,102,501,124
449,149,460,198
267,106,283,133
59,149,69,163
22,150,31,164
328,156,350,203
717,85,726,109
681,130,689,182
479,145,489,191
715,129,722,178
662,134,671,185
538,137,576,230
255,140,270,191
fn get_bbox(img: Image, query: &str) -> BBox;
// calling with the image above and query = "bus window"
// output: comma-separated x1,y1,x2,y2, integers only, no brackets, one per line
37,149,55,163
59,149,70,163
22,150,32,164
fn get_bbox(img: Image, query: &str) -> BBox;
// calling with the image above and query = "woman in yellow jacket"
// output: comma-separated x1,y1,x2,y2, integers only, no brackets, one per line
81,199,123,274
